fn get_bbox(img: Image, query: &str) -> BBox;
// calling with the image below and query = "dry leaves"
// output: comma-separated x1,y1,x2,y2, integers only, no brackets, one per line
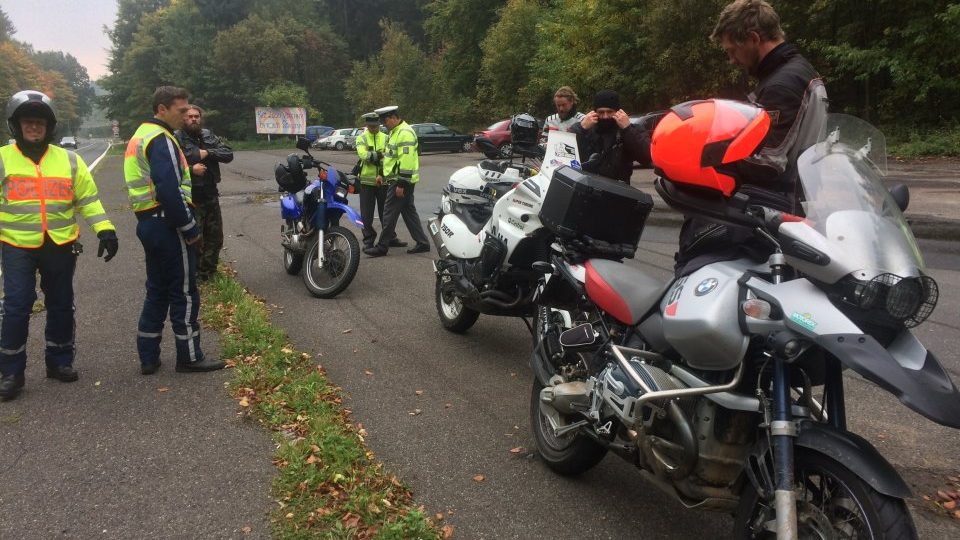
472,474,485,482
241,525,252,534
238,397,250,407
364,369,373,376
342,328,353,334
415,390,424,396
157,387,170,393
341,512,361,529
509,447,524,454
435,512,444,521
409,409,422,416
442,524,455,538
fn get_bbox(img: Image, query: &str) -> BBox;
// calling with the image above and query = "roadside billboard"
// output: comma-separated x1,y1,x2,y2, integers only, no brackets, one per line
255,107,307,135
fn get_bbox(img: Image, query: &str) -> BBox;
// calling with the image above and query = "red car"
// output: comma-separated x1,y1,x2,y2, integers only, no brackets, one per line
473,119,512,157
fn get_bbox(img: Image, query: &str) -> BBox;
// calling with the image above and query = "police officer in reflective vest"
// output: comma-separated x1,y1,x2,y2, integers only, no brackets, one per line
355,112,388,248
0,90,118,401
124,86,223,375
362,106,430,257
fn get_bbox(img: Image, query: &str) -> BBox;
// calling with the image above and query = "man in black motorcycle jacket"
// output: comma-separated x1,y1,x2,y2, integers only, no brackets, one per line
571,90,651,184
674,0,826,276
175,104,234,280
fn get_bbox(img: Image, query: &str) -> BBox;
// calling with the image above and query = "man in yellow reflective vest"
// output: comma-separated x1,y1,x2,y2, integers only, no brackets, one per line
124,86,223,375
355,112,389,249
0,90,118,401
363,106,430,257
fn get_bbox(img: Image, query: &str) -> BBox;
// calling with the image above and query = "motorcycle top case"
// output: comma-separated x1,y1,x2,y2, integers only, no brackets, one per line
539,165,653,249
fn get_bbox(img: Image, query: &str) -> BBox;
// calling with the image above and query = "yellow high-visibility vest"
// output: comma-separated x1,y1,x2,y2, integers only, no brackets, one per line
383,121,419,184
124,122,192,212
355,129,387,185
0,143,114,248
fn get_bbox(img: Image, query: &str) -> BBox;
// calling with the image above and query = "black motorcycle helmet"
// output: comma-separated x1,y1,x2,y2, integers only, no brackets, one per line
510,113,540,155
5,90,58,144
275,154,307,192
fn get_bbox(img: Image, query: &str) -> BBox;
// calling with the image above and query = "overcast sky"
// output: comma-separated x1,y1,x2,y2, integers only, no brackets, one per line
1,0,117,81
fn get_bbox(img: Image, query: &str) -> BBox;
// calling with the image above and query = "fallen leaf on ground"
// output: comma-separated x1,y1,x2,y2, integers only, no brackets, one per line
281,347,293,354
415,390,424,396
445,403,452,409
94,381,101,386
157,387,169,393
409,409,422,416
238,397,250,407
944,500,957,510
342,513,361,529
435,512,444,521
241,525,252,534
938,490,953,501
510,447,524,454
954,510,960,519
442,524,454,538
306,454,318,464
285,512,294,519
364,370,373,376
342,328,352,334
472,474,485,482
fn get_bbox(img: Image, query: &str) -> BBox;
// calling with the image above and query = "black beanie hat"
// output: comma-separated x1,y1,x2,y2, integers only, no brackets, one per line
593,90,620,111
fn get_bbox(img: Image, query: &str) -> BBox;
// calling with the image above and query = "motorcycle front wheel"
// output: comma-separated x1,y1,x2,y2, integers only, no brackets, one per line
435,273,479,333
733,449,916,539
530,378,607,476
302,226,360,298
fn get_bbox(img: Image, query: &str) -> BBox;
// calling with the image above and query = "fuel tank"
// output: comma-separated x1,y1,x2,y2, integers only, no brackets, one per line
438,214,484,258
660,260,750,370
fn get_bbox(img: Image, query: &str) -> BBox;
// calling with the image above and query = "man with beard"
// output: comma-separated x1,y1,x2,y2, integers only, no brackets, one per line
175,104,233,281
572,90,650,184
541,86,584,140
672,0,825,276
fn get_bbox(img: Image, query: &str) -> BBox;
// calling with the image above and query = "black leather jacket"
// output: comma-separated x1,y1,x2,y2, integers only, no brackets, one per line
175,128,233,199
571,122,651,184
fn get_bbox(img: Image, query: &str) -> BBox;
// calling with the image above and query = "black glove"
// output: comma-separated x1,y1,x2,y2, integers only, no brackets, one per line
97,230,119,262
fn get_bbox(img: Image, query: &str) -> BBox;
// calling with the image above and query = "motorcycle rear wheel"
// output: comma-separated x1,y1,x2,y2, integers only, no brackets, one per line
435,274,480,333
530,378,607,476
281,221,304,275
733,449,916,539
302,226,360,298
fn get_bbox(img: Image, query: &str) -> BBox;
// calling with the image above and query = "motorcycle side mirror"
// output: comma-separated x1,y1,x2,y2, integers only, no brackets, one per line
889,184,910,212
295,137,311,152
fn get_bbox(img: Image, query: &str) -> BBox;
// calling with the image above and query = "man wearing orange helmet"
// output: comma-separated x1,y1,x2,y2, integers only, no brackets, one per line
674,0,825,275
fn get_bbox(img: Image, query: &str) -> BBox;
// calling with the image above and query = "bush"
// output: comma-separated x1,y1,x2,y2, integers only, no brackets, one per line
887,126,960,158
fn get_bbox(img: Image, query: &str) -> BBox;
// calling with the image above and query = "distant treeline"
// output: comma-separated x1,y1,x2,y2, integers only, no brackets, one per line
100,0,958,151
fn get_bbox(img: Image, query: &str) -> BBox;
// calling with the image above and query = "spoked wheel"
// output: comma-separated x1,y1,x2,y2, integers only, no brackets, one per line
498,143,512,158
302,226,360,298
281,221,303,275
530,377,607,476
435,273,479,333
734,449,916,539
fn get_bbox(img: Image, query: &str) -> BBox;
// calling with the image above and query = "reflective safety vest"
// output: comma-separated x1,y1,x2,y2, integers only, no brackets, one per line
124,122,192,212
383,121,419,184
0,143,115,248
355,128,387,185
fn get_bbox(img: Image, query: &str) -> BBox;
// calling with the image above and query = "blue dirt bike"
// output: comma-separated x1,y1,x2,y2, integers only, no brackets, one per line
275,137,363,298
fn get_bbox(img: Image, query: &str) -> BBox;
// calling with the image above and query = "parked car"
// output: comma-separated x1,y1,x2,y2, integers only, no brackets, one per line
473,119,511,157
305,125,335,144
318,127,361,151
59,136,78,149
411,123,472,153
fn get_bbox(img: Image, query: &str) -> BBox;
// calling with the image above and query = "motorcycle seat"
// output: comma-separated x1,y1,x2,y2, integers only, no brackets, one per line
478,159,510,174
452,204,491,236
584,258,668,325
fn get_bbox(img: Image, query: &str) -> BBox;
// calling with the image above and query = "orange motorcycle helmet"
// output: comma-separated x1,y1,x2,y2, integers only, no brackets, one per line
650,99,771,197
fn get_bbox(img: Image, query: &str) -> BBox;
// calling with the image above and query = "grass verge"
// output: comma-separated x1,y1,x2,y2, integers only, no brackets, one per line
201,268,443,539
228,138,304,151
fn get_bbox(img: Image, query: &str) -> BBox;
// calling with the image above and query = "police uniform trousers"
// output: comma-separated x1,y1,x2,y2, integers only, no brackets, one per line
0,239,77,376
135,212,205,367
358,182,387,247
193,194,223,280
375,183,429,249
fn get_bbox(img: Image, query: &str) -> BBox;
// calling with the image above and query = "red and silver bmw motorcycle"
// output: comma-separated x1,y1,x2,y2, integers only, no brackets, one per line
528,101,960,539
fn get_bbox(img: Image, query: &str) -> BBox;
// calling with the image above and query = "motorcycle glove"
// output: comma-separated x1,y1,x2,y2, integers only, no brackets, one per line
97,230,119,262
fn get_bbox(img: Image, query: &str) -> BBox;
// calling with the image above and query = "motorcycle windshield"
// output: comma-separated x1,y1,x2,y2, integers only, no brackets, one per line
797,114,925,277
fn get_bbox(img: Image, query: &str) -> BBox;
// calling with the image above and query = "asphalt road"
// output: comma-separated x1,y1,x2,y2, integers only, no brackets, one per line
0,142,274,539
219,148,960,538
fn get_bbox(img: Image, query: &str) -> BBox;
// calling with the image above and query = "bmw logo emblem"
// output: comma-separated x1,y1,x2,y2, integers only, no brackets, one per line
695,278,719,296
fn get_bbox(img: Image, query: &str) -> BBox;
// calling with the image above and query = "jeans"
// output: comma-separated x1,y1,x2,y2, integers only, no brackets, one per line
0,240,77,375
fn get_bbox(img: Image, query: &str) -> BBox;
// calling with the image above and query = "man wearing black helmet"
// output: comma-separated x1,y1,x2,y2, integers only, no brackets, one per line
572,90,651,184
0,90,118,401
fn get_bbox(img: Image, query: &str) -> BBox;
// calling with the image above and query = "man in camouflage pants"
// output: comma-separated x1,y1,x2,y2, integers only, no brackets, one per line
175,104,233,281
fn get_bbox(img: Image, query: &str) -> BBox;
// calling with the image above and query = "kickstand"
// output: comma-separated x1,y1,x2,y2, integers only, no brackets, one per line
521,317,533,335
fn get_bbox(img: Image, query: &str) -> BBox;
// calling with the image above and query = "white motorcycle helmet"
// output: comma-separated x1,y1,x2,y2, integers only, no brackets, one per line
446,165,490,206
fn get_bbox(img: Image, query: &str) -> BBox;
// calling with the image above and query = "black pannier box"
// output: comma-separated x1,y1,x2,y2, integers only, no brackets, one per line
540,166,653,252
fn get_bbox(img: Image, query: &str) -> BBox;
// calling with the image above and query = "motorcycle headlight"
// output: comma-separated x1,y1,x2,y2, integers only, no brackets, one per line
851,273,938,327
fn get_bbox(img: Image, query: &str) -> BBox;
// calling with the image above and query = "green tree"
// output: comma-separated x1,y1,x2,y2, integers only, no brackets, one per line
476,0,542,118
32,51,96,122
0,6,15,41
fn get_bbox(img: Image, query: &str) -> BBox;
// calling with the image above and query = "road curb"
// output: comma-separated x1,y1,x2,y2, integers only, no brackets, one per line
87,143,112,171
644,207,958,241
